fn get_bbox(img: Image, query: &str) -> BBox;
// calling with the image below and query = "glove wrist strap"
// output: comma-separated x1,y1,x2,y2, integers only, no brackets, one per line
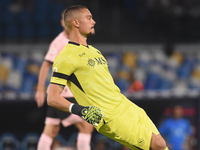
69,103,74,113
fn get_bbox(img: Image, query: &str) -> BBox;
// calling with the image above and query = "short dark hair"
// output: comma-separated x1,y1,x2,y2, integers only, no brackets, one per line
64,5,87,28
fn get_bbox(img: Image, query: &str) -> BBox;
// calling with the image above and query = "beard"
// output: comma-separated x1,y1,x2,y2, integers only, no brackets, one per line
87,31,95,37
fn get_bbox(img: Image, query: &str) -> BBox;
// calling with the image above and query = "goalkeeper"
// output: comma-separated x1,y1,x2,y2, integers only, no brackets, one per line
48,5,168,150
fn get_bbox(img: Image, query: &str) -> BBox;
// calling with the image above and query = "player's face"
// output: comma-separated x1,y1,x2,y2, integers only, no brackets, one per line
173,106,183,119
78,8,96,37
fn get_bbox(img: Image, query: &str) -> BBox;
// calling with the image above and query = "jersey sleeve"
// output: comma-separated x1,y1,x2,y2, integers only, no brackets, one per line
44,42,59,63
50,53,75,86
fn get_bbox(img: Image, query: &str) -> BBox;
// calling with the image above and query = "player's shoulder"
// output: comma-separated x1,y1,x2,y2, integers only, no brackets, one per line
56,44,75,59
88,45,103,55
88,44,97,50
51,32,68,45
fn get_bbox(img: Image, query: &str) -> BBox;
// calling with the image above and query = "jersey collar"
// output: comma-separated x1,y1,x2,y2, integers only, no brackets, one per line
68,41,89,48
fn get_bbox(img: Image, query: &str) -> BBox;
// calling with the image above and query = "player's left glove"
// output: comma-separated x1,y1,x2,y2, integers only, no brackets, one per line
69,103,103,126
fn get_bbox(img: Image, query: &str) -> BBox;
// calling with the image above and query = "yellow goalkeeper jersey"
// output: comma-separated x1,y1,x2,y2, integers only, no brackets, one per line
50,41,128,122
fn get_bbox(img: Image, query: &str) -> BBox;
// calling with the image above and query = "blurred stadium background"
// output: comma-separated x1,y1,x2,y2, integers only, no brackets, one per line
0,0,200,150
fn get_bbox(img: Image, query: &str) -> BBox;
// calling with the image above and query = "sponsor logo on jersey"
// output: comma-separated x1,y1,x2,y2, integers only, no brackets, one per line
87,59,95,67
87,57,108,67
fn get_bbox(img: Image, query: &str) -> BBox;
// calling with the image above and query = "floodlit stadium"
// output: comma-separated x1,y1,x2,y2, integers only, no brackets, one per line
0,0,200,150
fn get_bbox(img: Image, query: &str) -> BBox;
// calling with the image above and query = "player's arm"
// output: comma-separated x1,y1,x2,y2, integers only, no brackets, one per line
35,60,52,107
47,83,103,126
47,83,72,112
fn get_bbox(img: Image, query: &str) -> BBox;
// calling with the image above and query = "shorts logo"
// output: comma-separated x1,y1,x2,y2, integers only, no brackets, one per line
53,67,57,72
137,138,144,146
87,59,95,67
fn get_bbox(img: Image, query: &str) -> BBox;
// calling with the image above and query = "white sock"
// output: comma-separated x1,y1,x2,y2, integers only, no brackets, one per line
77,133,91,150
37,133,53,150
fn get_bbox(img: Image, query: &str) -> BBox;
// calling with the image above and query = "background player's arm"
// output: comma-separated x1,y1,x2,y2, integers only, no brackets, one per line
35,60,52,107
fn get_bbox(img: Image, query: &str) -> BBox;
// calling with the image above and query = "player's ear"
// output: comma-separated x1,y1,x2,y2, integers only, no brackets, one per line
73,19,79,28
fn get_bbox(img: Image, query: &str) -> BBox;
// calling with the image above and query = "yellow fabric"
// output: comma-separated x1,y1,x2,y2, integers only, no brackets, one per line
99,98,159,150
51,42,124,122
50,42,161,149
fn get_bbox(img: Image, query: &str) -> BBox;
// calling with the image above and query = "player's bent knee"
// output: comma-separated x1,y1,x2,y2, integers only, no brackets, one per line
43,124,60,138
76,121,94,133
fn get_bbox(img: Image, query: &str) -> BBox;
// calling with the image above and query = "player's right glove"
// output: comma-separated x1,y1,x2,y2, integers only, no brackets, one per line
69,103,103,126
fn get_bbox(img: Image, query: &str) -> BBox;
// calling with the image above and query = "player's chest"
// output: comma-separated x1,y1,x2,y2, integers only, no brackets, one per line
76,50,108,69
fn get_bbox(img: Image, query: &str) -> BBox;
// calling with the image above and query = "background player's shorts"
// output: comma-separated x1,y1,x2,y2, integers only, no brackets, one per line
45,97,83,127
99,99,159,150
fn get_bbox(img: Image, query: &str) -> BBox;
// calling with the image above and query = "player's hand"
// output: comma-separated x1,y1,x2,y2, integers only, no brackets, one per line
35,90,45,107
69,104,103,126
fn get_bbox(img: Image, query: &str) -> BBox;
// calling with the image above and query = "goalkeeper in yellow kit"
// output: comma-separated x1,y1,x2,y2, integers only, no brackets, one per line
47,5,169,150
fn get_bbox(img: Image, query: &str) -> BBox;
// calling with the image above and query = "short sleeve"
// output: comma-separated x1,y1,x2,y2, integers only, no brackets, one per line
44,42,61,63
50,53,75,86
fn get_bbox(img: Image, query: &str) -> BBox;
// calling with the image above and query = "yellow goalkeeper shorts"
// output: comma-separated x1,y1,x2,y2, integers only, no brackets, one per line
98,99,160,150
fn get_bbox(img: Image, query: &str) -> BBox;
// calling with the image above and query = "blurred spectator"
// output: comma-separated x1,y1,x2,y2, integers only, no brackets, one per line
128,80,144,93
116,52,136,92
158,105,193,150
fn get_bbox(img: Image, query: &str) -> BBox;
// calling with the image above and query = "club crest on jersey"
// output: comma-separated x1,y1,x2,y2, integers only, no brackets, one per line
53,67,57,72
87,59,95,67
137,138,144,146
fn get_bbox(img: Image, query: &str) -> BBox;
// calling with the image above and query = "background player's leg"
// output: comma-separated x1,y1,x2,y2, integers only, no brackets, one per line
150,133,168,150
62,114,84,127
75,121,94,150
37,124,60,150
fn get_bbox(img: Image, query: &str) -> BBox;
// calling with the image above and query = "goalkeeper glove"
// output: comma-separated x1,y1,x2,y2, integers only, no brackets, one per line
69,103,103,126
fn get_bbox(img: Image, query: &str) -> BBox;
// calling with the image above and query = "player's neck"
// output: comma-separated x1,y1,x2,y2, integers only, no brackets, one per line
69,31,88,47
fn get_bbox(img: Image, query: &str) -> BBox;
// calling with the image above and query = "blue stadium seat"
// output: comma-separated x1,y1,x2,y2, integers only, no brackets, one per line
177,57,195,80
20,133,39,150
20,73,38,95
145,71,162,90
0,133,20,150
14,54,28,75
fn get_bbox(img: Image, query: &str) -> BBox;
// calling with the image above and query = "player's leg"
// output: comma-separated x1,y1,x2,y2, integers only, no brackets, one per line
37,118,60,150
75,121,94,150
62,114,94,150
141,106,168,150
98,99,168,150
38,106,62,150
130,100,168,150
